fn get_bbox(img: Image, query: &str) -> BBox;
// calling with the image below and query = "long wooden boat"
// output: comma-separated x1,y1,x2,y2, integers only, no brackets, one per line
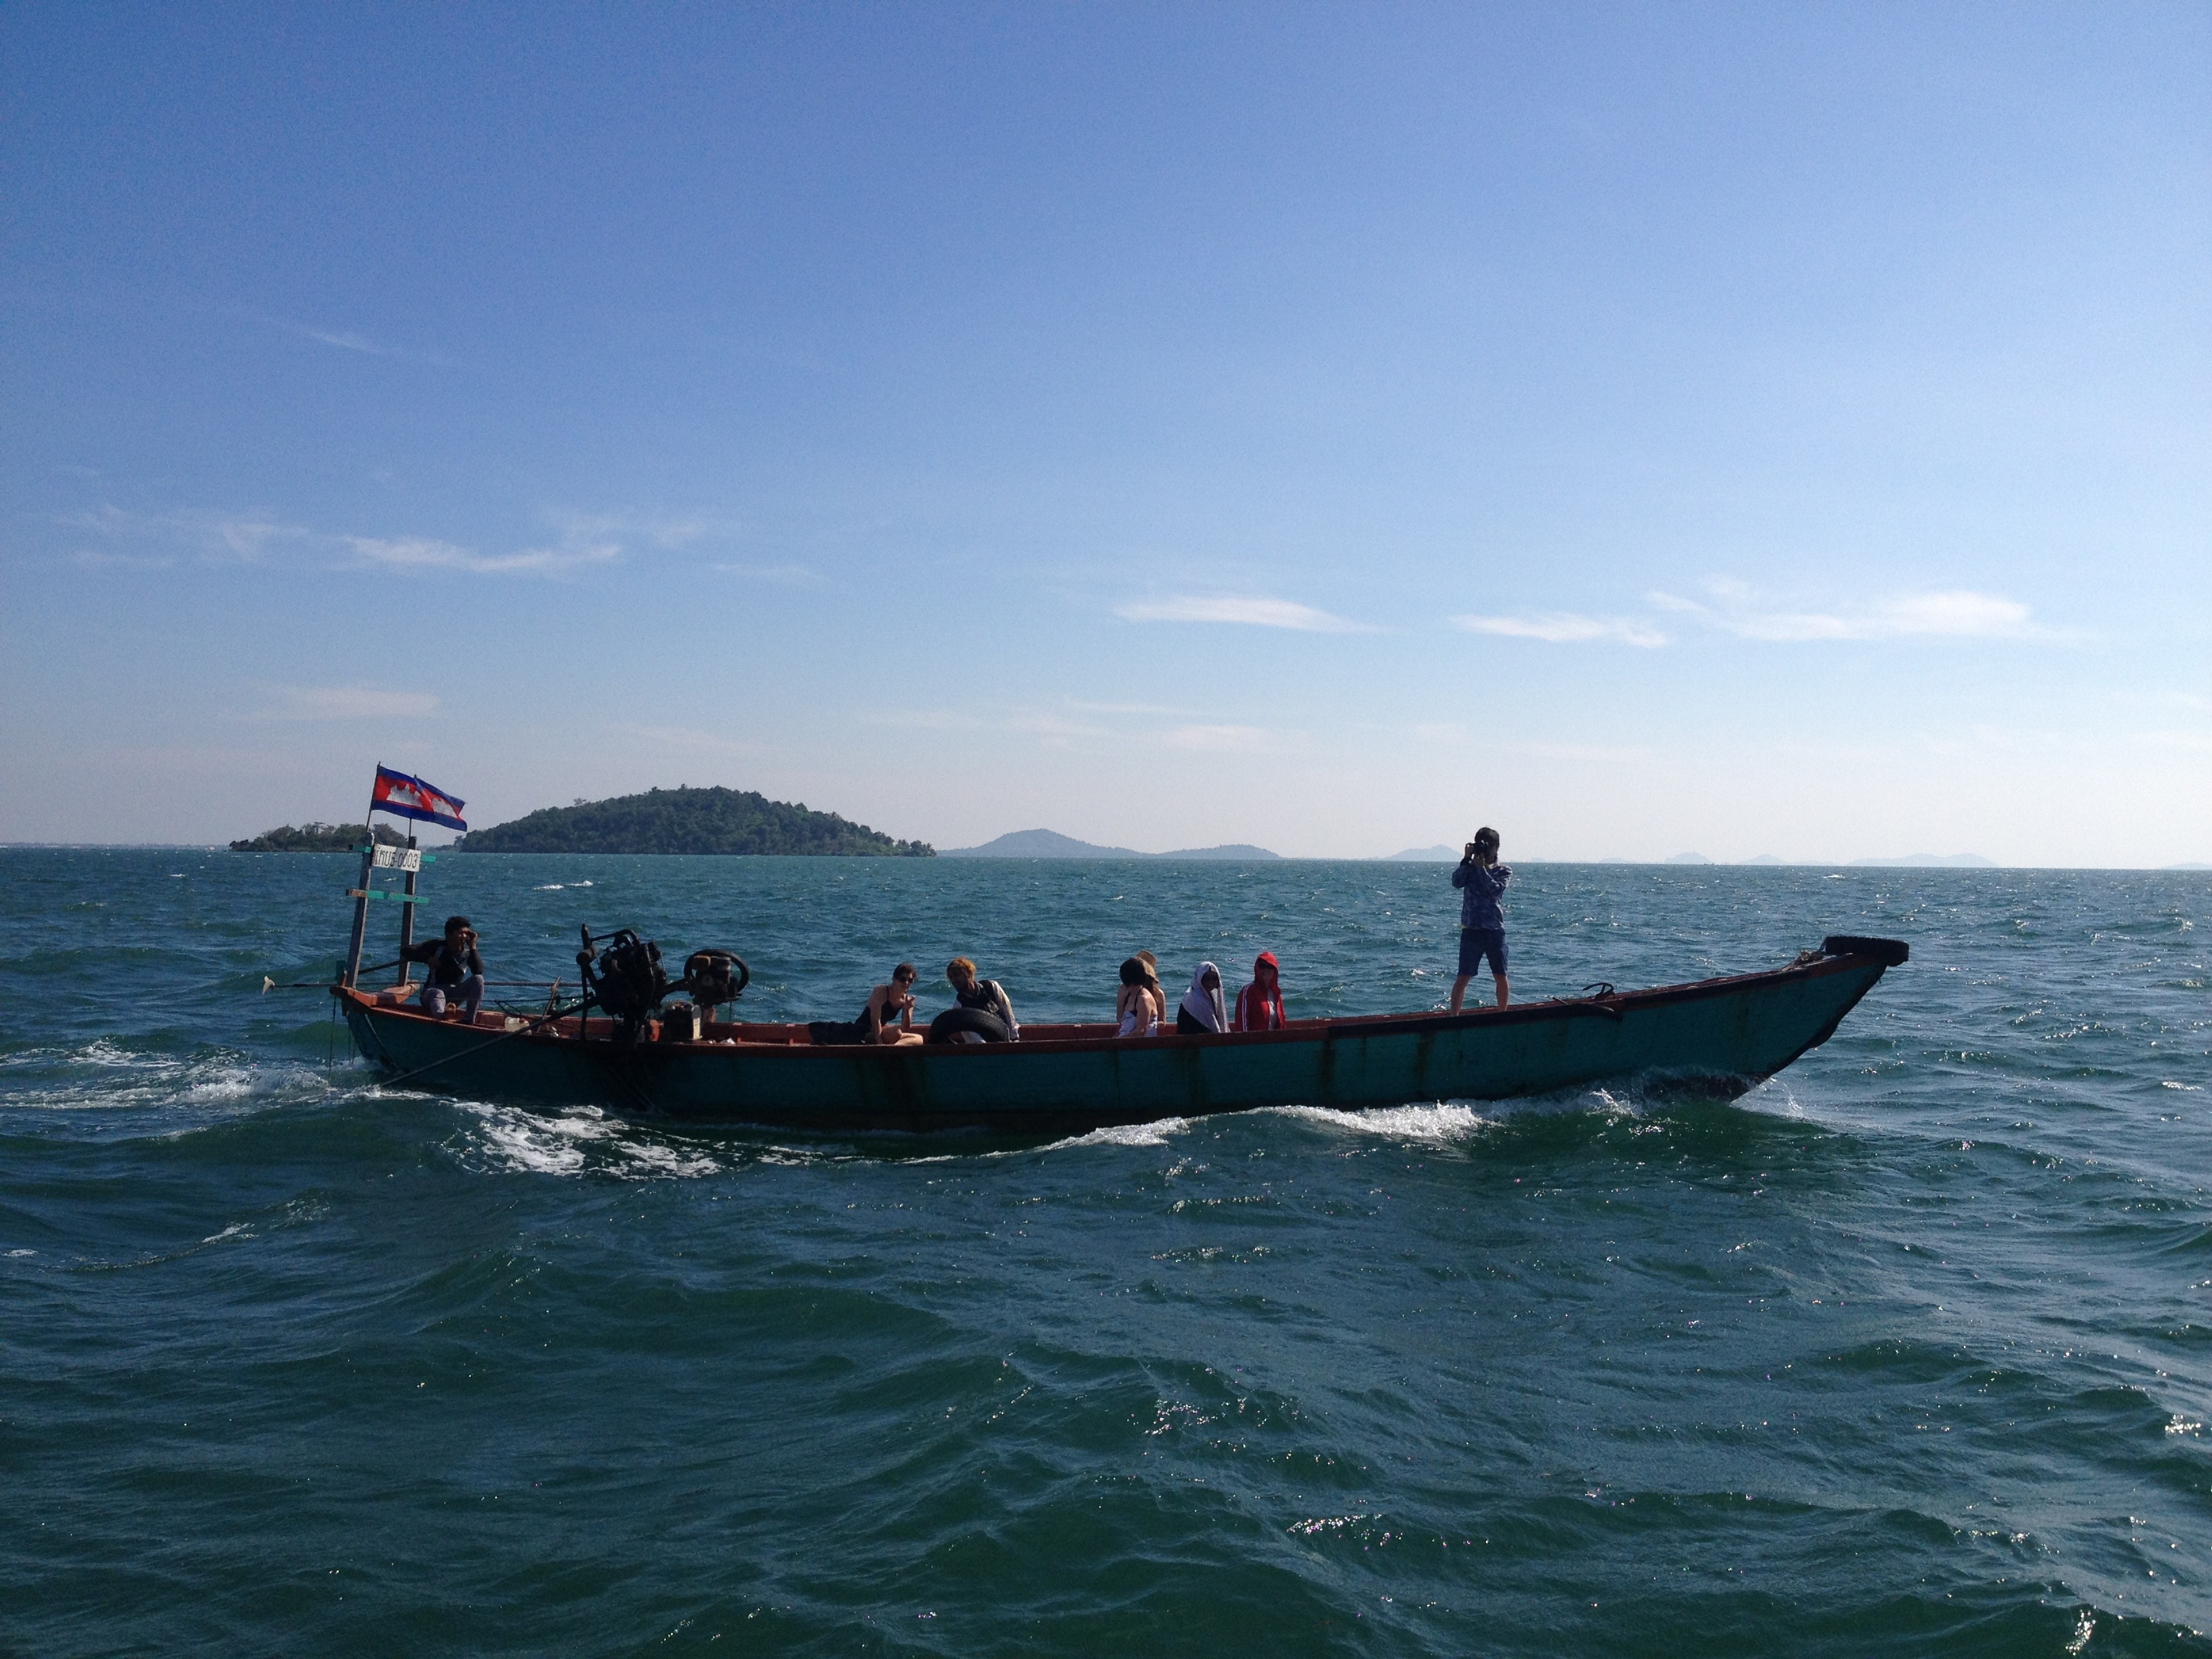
337,935,1906,1133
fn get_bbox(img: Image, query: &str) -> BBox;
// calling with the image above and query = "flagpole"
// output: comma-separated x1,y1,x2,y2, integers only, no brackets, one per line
396,827,419,988
340,768,381,989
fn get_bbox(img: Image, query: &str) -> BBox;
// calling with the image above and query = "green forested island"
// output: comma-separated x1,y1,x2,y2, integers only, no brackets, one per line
230,822,407,852
453,786,934,856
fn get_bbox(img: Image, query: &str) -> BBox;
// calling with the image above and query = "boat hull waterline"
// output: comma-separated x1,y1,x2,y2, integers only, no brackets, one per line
338,938,1906,1132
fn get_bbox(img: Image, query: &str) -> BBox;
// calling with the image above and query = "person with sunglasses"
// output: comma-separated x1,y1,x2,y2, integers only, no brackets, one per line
862,962,925,1046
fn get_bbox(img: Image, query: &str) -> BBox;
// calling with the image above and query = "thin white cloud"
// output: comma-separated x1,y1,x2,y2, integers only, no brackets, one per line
874,708,981,732
1452,612,1668,647
64,506,306,562
1653,579,2043,641
1116,596,1372,633
602,722,760,756
68,547,176,571
712,561,821,586
298,325,388,354
554,510,722,548
345,535,619,576
1163,723,1270,751
254,685,439,720
266,316,459,367
60,502,772,582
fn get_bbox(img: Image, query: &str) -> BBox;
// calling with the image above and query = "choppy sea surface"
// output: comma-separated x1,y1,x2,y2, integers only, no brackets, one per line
3,849,2209,1656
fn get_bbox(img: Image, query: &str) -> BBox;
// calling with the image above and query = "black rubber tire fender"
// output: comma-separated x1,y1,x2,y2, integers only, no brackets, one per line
927,1007,1010,1045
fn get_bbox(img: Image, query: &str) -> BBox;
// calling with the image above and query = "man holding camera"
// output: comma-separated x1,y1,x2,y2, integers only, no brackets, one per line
401,914,486,1021
1449,827,1511,1014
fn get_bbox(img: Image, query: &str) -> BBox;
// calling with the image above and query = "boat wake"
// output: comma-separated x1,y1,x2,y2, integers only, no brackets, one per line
1271,1100,1494,1141
451,1101,723,1180
1035,1116,1193,1153
0,1038,332,1128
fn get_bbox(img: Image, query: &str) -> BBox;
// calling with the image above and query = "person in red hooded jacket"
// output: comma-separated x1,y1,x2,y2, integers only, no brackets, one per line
1233,951,1287,1032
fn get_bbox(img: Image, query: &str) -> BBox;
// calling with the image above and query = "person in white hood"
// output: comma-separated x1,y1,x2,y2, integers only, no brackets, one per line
1176,962,1228,1035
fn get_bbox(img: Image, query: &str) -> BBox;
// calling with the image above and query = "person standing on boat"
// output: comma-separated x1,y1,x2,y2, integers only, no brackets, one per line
401,915,485,1021
862,964,924,1046
1176,962,1229,1034
1450,828,1511,1013
1233,951,1286,1031
947,957,1020,1041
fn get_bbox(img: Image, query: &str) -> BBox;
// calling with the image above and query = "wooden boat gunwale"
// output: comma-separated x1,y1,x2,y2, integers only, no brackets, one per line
335,938,1906,1130
342,945,1881,1057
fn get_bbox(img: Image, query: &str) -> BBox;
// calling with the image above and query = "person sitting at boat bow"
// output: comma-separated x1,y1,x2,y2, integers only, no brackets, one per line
1450,828,1511,1013
943,957,1019,1042
401,916,485,1021
1233,951,1286,1031
863,964,925,1046
1117,957,1161,1037
1176,962,1228,1035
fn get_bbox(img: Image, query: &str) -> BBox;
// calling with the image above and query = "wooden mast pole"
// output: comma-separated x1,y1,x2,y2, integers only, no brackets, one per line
396,830,419,987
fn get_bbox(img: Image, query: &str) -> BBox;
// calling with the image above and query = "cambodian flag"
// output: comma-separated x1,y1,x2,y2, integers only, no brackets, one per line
371,765,468,831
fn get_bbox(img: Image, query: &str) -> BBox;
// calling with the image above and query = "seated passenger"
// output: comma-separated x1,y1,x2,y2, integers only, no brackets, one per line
1176,962,1227,1035
401,916,485,1021
1116,957,1161,1037
862,963,924,1046
944,956,1020,1042
1233,951,1286,1031
1134,949,1168,1024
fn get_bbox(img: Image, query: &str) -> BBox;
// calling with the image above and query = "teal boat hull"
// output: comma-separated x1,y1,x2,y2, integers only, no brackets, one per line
339,939,1904,1133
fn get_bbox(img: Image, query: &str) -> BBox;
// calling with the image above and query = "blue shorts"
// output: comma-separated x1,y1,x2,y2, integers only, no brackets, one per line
1458,928,1507,977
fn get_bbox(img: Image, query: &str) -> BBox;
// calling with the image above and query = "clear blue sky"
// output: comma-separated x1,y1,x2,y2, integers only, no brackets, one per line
3,3,2205,861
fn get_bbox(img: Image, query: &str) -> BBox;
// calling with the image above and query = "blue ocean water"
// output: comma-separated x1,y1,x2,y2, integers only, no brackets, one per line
3,848,2208,1656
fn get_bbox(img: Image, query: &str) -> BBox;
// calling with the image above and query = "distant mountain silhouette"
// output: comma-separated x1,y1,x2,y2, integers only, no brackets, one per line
942,828,1279,859
1664,851,1714,865
1385,844,1460,861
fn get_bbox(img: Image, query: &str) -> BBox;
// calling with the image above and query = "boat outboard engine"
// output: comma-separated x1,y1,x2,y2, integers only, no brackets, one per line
577,926,669,1046
674,948,750,1021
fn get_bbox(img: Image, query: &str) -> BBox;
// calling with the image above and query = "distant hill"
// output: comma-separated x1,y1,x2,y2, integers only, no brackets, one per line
230,822,407,853
1665,852,1714,865
1849,853,1995,868
944,829,1143,858
1741,854,1786,865
453,787,932,855
1387,844,1460,861
942,827,1279,859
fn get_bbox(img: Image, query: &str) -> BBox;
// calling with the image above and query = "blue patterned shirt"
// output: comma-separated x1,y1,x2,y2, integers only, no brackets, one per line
1451,859,1512,931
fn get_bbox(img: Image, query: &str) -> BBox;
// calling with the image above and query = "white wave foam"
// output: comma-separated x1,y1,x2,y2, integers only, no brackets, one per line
1273,1101,1492,1141
533,883,565,890
1038,1117,1191,1151
1,1040,317,1119
455,1102,720,1180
